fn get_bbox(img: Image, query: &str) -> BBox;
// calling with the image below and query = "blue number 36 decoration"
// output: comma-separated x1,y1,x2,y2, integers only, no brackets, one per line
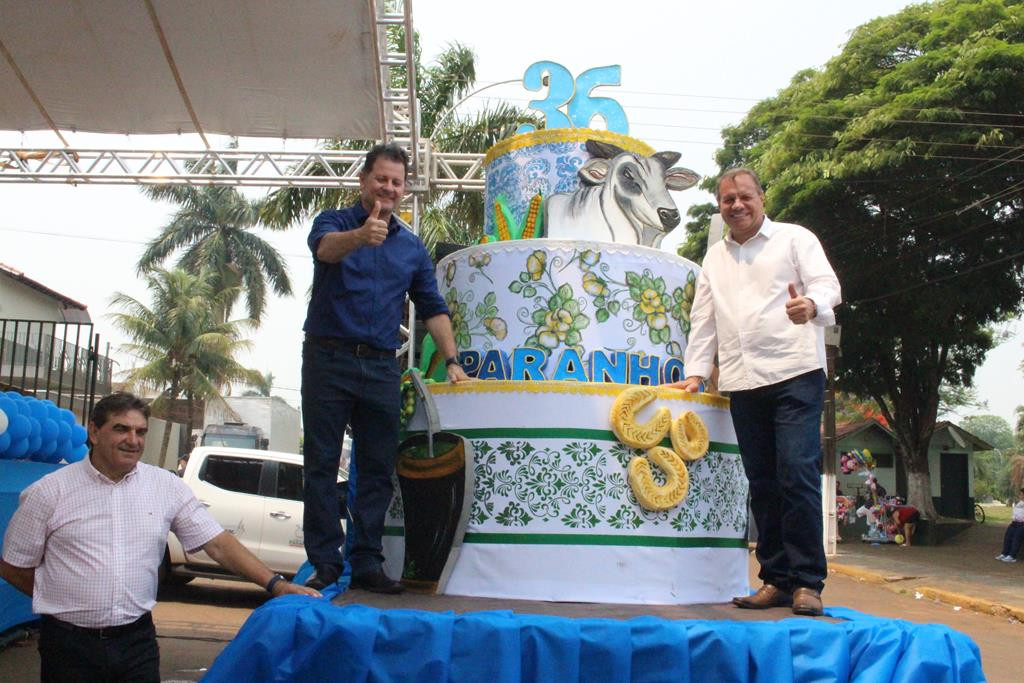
516,62,629,135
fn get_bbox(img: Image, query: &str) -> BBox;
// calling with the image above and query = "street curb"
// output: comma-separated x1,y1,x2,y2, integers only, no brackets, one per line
915,586,1024,623
830,563,1024,622
829,563,892,586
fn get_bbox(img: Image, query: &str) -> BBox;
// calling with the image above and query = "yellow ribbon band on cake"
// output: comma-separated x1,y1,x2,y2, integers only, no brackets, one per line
425,380,729,409
484,128,656,167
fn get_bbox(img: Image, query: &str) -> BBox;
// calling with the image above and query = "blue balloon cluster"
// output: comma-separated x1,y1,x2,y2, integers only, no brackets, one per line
0,391,89,463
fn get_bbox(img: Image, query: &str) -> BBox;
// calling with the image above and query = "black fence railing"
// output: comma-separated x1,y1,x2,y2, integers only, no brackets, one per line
0,319,112,425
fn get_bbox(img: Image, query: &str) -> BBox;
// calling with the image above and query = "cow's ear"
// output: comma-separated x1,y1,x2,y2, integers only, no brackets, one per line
579,158,611,186
652,151,681,168
664,167,700,191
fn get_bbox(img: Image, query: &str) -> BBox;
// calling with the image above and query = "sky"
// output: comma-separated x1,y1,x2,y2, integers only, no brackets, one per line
2,0,1022,427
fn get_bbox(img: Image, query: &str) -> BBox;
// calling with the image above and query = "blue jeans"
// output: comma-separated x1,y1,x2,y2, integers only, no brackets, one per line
729,370,827,593
301,341,401,574
1002,521,1024,558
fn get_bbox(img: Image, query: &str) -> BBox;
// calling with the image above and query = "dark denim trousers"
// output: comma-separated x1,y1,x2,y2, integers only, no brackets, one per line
301,341,401,574
1002,521,1024,558
729,369,827,593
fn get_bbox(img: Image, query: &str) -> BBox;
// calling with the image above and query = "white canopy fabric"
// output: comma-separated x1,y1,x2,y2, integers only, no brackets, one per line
0,0,385,140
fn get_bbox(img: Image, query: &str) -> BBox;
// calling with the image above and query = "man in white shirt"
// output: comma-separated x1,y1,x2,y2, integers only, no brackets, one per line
1,392,321,682
674,168,841,617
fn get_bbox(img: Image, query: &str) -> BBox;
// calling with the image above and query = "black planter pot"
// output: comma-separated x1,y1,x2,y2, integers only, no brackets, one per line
395,432,467,592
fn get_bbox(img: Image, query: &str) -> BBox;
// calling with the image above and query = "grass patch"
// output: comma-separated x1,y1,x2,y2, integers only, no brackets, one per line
979,503,1013,524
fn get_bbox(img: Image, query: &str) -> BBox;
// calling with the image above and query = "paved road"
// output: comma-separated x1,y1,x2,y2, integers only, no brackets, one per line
1,524,1020,682
832,515,1024,620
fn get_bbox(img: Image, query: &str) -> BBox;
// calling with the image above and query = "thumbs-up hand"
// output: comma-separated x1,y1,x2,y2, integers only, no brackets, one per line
785,282,817,325
360,200,390,247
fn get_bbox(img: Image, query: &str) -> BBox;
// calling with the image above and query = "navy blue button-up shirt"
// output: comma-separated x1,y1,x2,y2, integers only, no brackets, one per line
303,203,449,349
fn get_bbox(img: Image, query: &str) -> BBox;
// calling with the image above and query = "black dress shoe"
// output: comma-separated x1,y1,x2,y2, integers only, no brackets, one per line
350,568,404,594
304,564,342,590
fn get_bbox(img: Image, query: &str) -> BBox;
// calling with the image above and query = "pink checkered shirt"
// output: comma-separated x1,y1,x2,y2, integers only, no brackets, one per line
2,458,223,627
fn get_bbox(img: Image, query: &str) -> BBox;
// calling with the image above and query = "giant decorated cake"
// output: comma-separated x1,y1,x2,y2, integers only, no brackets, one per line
384,129,748,605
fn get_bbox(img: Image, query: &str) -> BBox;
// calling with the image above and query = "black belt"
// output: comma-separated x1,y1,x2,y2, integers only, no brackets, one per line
305,334,394,360
42,612,153,639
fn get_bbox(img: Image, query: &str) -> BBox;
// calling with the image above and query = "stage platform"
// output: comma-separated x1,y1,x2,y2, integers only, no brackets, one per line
203,586,985,682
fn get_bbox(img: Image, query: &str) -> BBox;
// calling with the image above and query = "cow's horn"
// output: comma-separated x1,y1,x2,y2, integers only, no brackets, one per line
586,139,627,159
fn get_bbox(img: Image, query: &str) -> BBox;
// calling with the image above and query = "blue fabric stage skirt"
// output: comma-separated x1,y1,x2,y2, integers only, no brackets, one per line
0,461,62,634
204,596,984,682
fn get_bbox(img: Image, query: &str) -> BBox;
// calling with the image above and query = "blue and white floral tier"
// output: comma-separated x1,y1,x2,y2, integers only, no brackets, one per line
386,381,749,605
483,128,653,238
438,239,701,385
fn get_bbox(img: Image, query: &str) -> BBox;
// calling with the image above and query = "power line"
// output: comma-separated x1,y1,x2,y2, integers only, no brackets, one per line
448,79,1024,120
476,94,1024,130
0,226,147,245
0,226,310,260
633,122,1024,150
847,245,1024,307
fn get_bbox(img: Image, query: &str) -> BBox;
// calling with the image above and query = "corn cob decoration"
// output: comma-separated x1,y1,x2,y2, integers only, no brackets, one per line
520,192,543,240
494,200,512,241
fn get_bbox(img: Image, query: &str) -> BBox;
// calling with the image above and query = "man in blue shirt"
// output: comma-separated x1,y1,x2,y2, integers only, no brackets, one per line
302,143,468,592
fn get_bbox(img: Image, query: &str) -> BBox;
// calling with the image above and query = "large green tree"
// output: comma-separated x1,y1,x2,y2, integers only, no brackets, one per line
110,268,265,461
690,0,1024,517
138,183,292,323
258,39,538,250
961,414,1016,502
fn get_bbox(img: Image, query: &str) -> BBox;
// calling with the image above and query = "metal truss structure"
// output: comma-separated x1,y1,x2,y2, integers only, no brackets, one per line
0,0,487,194
0,144,485,192
1,0,488,366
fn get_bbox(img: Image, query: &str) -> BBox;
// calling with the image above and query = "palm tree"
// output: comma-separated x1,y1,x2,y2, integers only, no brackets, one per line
110,267,266,462
258,40,539,250
137,183,292,323
242,371,274,397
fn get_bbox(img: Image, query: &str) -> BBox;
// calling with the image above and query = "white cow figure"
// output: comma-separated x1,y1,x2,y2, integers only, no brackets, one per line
545,140,700,247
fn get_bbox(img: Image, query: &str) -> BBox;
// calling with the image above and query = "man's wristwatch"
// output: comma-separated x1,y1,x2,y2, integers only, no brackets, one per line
808,298,818,319
265,574,286,594
445,356,460,368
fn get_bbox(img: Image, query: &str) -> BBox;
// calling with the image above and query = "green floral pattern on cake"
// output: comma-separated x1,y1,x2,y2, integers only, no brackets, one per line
507,250,591,353
445,437,748,535
438,244,701,365
385,432,745,541
468,252,493,283
446,288,507,350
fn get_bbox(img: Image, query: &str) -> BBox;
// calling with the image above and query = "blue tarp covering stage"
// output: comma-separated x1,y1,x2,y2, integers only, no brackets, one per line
204,596,984,682
0,461,62,634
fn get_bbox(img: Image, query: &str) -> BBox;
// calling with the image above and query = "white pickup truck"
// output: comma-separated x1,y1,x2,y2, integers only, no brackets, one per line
162,446,347,584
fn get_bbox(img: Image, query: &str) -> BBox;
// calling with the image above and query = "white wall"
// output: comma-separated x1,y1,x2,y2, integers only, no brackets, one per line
204,395,300,453
0,277,69,321
141,416,182,471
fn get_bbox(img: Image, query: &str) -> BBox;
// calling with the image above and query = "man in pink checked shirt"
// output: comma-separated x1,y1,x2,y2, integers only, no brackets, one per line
0,392,320,682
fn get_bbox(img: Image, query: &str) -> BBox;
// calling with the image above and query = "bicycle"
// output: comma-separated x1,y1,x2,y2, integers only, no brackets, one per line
974,502,985,524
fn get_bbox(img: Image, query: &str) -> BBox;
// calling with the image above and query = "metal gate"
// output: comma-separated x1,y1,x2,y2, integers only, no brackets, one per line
0,319,111,425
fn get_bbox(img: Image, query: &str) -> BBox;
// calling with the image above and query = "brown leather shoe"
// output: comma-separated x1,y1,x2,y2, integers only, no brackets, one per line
791,587,824,616
732,584,792,609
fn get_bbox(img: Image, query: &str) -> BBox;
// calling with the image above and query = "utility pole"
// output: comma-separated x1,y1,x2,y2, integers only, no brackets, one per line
823,325,841,555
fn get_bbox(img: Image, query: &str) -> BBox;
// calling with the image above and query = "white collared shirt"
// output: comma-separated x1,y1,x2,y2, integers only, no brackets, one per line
684,217,841,391
2,458,223,627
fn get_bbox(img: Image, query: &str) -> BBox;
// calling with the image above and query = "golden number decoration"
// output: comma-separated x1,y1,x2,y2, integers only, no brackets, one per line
609,386,672,449
609,387,710,511
670,411,709,461
627,446,690,511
